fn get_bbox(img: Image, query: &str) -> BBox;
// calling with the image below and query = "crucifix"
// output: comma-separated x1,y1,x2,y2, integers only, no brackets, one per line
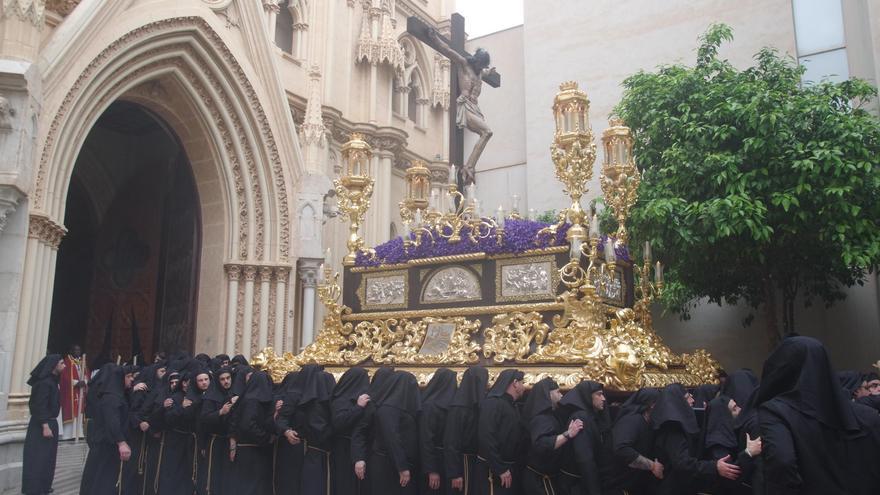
407,14,501,188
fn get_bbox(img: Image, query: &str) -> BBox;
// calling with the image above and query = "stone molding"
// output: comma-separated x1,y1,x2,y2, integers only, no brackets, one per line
34,16,291,262
27,213,66,249
3,0,46,26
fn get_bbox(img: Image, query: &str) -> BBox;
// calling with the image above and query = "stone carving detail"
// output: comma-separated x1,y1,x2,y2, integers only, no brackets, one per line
302,66,325,145
0,94,15,130
432,54,450,109
36,17,290,262
355,0,404,72
4,0,46,26
28,214,67,248
421,266,481,303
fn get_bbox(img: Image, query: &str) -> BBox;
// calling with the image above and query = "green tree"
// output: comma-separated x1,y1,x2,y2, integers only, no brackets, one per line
614,24,880,346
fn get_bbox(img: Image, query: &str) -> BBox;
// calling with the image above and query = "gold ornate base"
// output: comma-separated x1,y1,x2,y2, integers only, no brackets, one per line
253,275,719,391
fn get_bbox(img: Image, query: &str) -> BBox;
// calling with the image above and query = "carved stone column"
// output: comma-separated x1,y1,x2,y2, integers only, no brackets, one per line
298,259,321,348
274,267,290,351
263,0,280,34
258,266,273,350
224,264,241,354
241,265,257,356
8,215,65,413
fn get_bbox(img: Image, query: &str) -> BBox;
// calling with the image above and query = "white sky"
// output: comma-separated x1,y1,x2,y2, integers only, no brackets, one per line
454,0,524,39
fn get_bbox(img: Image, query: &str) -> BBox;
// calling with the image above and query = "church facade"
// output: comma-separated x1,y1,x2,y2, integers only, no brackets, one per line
0,0,453,487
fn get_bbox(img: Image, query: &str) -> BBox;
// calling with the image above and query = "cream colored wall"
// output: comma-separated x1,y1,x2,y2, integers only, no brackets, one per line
468,0,880,370
519,0,799,215
465,25,528,216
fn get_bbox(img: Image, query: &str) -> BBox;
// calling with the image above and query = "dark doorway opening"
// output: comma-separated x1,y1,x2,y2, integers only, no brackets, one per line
47,100,201,365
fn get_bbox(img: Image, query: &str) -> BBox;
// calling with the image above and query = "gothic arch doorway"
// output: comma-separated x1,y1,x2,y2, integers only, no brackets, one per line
47,101,201,362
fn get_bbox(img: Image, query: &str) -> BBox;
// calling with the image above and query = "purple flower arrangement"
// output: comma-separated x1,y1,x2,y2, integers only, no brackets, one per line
354,218,631,267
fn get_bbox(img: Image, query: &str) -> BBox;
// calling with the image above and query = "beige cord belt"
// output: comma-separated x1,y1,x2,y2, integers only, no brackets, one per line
526,466,556,495
304,440,333,495
153,432,166,494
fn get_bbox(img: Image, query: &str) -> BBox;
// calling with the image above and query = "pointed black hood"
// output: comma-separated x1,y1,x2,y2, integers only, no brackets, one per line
450,366,488,409
204,366,232,404
297,364,334,406
487,369,524,399
28,354,62,386
421,368,458,411
243,370,273,403
375,370,421,414
720,369,759,408
704,395,737,451
331,367,369,410
756,336,859,432
651,383,700,434
522,377,558,422
616,387,660,419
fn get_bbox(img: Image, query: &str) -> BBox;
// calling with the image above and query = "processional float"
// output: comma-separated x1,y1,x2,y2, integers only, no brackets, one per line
253,82,719,390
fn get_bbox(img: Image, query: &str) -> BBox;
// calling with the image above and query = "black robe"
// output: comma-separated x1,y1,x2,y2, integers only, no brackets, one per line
602,387,659,495
755,336,868,495
81,364,131,495
442,366,487,495
198,371,232,495
475,369,525,495
330,367,370,495
22,355,62,495
228,370,275,495
557,381,613,495
652,384,717,495
522,378,565,495
156,389,196,495
351,370,420,495
276,365,335,495
273,370,304,494
418,368,457,495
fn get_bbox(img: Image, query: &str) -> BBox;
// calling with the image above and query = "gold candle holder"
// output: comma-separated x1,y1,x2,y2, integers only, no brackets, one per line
335,133,375,264
600,118,640,245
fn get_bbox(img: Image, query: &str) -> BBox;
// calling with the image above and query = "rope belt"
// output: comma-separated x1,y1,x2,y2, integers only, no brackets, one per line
304,440,333,495
526,466,556,495
559,469,581,479
190,432,198,484
206,435,217,495
153,432,166,494
236,443,261,447
462,453,475,495
476,456,494,495
137,431,147,475
116,457,125,495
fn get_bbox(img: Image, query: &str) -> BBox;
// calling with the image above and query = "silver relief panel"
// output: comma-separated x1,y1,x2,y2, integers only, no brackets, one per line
358,272,408,310
421,266,481,303
501,262,553,298
592,269,624,306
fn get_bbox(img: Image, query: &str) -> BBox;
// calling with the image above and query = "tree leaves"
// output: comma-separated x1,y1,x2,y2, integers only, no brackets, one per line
614,24,880,336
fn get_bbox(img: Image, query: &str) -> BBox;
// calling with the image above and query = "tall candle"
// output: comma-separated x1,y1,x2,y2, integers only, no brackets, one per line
604,239,617,263
644,241,652,262
655,262,663,284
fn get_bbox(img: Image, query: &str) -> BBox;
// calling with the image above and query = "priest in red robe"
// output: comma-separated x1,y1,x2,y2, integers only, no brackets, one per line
59,344,88,440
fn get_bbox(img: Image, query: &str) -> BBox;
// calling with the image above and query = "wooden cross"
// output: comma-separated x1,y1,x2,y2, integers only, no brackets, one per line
407,14,501,187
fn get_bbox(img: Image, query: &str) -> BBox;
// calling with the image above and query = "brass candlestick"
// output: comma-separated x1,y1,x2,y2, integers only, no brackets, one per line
336,133,375,264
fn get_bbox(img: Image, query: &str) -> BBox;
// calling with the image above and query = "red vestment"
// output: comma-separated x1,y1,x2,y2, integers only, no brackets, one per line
59,355,88,423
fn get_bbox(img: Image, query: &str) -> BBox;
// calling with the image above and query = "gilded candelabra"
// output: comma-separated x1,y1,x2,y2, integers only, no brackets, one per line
336,133,375,264
546,81,597,243
600,118,640,245
633,242,664,330
403,169,500,249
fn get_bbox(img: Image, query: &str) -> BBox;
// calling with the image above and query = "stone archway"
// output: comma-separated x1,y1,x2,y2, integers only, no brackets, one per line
9,16,296,403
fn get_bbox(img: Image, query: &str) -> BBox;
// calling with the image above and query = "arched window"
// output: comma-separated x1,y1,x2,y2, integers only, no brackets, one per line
275,1,294,54
407,77,419,122
392,78,402,115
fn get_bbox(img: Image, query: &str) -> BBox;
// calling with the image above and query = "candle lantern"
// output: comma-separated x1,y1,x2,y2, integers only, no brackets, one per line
335,133,375,264
600,118,640,244
551,81,597,243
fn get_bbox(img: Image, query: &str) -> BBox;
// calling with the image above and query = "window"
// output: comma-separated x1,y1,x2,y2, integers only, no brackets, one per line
275,1,294,54
792,0,849,84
